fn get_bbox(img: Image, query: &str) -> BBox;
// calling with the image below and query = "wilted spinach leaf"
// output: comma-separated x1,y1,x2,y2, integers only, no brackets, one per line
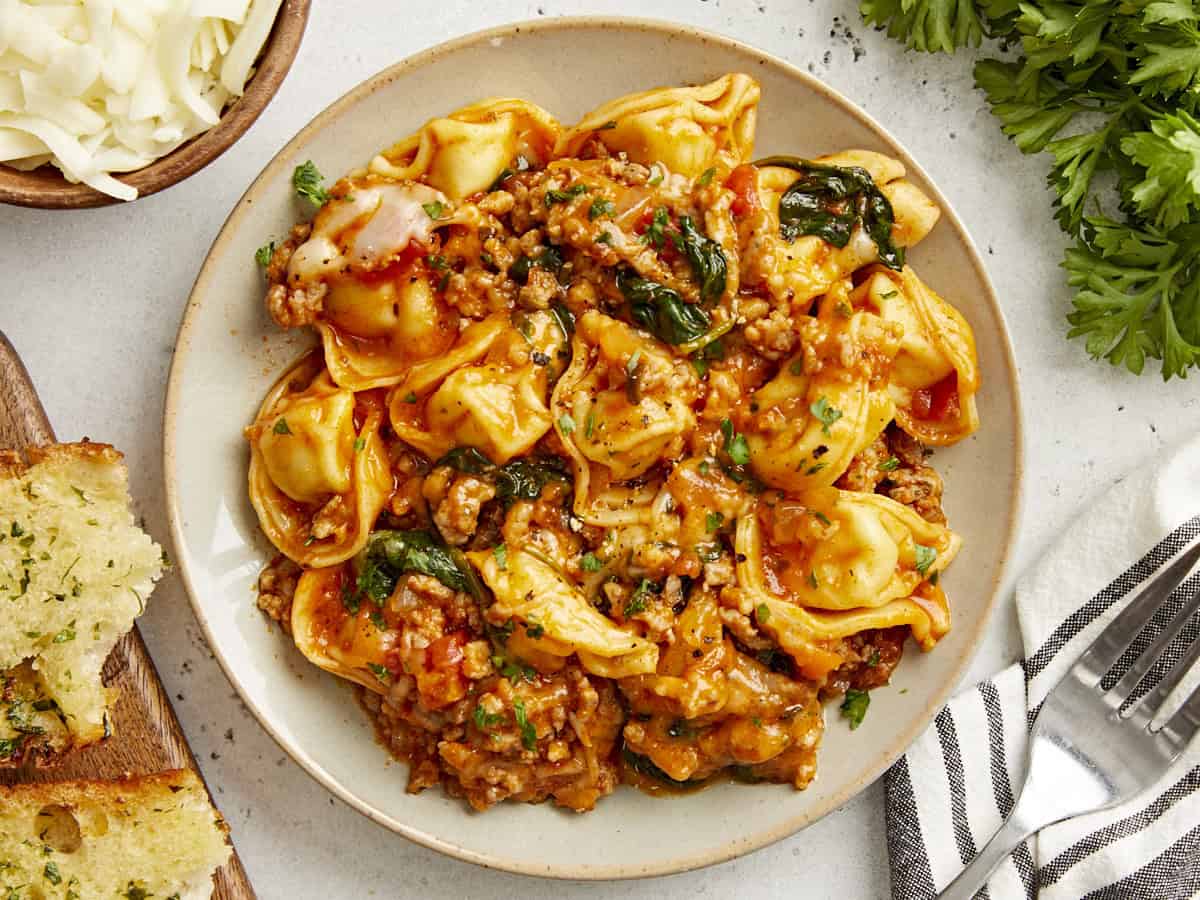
510,246,565,283
755,156,904,271
355,530,485,602
616,269,710,345
495,457,570,504
435,446,494,475
622,748,702,787
674,216,727,303
436,448,570,506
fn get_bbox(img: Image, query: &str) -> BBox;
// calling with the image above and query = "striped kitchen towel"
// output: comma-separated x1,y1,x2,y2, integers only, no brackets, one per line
887,431,1200,900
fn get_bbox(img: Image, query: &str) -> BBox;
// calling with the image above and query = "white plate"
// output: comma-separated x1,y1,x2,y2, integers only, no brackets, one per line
165,17,1024,879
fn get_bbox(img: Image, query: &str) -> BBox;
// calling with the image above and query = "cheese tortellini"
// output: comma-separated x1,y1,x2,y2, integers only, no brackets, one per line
370,98,561,199
388,311,564,464
558,73,760,177
744,150,941,306
552,311,699,522
745,298,900,492
843,266,980,445
469,543,659,679
248,353,392,567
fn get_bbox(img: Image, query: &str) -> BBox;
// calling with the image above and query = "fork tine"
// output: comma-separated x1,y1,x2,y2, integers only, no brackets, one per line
1109,579,1200,708
1128,620,1200,729
1156,676,1200,755
1075,539,1200,687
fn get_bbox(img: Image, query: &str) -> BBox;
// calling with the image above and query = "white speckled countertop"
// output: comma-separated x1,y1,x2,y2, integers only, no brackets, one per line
2,1,1196,897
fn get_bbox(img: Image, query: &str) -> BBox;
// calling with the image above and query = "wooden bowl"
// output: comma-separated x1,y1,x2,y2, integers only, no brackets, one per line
0,0,311,210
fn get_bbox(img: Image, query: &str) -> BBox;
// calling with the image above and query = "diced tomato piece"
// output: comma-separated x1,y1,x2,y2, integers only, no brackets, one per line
726,165,760,217
427,632,466,669
913,373,959,421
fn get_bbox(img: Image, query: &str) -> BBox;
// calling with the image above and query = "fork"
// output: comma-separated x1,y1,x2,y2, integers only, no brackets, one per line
940,537,1200,900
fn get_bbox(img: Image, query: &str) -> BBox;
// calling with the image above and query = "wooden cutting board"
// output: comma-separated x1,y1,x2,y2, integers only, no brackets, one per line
0,331,254,899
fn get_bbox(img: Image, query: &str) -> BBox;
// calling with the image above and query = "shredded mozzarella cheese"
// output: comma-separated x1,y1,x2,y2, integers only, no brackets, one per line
0,0,283,200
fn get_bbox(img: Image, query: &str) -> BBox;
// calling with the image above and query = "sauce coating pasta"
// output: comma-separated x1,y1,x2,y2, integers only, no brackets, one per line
248,75,980,811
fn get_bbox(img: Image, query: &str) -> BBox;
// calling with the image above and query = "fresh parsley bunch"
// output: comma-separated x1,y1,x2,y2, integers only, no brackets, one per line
859,0,1200,379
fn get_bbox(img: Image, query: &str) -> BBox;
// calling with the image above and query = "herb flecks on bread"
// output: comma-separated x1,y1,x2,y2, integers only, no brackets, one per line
0,443,164,766
0,769,231,899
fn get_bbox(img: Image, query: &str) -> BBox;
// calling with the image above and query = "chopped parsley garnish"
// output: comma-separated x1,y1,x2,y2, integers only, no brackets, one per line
642,205,670,248
512,697,537,750
403,392,418,403
473,705,504,730
807,570,819,589
880,290,898,299
44,861,61,885
70,486,89,505
255,241,275,267
595,231,612,245
422,200,446,220
544,184,588,206
756,602,770,622
914,544,938,577
697,166,716,187
525,621,544,639
52,622,76,644
366,662,391,684
581,552,603,573
647,169,665,187
840,688,870,730
810,396,843,435
584,407,597,439
812,510,832,526
589,198,615,220
624,579,655,617
599,120,617,130
557,413,576,435
353,437,366,453
369,609,387,632
705,511,725,533
719,417,752,466
625,349,643,403
272,417,292,435
879,456,901,472
291,160,329,206
867,648,881,668
493,543,508,571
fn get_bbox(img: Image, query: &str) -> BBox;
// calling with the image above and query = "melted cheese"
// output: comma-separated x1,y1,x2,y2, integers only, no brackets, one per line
287,179,446,282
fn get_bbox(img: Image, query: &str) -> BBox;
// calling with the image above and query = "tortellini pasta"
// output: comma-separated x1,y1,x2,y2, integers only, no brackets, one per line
745,298,900,492
388,311,564,463
370,99,561,199
468,543,659,679
247,353,392,567
842,266,980,445
735,511,953,679
290,566,393,693
552,311,699,523
557,73,760,178
744,150,941,306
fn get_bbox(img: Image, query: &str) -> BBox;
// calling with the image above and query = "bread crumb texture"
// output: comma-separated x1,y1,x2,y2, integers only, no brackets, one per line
0,443,163,766
0,769,230,899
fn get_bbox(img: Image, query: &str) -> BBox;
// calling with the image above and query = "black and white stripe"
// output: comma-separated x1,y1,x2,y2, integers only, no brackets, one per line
886,485,1200,900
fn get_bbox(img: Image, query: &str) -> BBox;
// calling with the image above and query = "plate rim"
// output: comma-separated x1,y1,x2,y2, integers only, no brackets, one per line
163,14,1026,880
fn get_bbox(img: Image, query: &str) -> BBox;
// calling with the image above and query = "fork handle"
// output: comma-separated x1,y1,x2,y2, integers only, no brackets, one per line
939,815,1037,900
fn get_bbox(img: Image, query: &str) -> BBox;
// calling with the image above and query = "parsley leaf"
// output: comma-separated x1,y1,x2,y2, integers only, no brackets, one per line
1121,110,1200,231
589,198,615,220
292,160,329,206
272,417,292,435
581,552,603,572
255,241,275,267
810,396,843,435
914,543,938,577
720,417,752,466
512,697,537,750
422,200,446,220
840,688,870,730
